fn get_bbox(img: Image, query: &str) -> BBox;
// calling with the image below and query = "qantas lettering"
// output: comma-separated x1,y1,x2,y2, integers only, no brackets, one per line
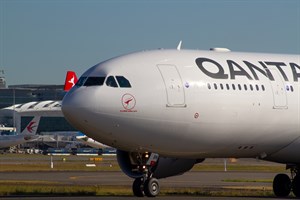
195,58,300,82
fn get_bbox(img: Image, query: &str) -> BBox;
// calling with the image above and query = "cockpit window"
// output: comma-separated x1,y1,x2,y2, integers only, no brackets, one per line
77,75,131,88
76,77,87,86
116,76,131,88
84,77,106,86
106,76,118,88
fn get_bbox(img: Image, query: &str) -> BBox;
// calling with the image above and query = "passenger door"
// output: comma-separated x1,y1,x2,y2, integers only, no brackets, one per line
269,68,288,109
157,65,186,107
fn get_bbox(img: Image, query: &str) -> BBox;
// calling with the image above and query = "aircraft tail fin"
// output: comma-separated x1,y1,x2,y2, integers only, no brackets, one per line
21,116,41,135
64,71,78,91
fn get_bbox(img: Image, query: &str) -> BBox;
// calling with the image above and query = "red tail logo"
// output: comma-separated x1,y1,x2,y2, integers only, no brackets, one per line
26,121,36,133
64,71,78,91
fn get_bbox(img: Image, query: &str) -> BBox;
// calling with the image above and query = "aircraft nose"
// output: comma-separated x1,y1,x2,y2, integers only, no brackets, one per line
61,89,90,129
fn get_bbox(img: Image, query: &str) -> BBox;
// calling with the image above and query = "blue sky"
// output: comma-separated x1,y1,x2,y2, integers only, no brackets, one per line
1,0,299,86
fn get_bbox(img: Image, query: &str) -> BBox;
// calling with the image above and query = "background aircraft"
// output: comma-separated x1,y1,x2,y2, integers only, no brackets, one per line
62,46,300,197
64,71,78,91
0,116,40,149
76,132,110,149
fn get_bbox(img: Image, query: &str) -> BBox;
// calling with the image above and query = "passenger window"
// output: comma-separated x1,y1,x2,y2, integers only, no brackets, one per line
76,77,87,86
232,84,236,90
220,84,224,90
238,84,241,90
116,76,131,88
84,77,106,86
226,84,230,90
250,85,253,91
256,85,259,91
207,83,211,90
106,76,118,87
262,85,265,91
214,83,217,90
244,84,247,91
291,86,294,92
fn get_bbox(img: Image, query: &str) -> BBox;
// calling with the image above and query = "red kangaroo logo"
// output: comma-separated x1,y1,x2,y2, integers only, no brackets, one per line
124,98,133,107
121,94,136,110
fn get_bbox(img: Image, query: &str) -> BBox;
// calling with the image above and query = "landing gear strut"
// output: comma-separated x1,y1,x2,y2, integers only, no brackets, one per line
273,165,300,198
131,152,160,197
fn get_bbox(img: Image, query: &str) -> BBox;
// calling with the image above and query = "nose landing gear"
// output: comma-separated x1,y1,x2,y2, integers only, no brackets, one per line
273,165,299,198
133,176,160,197
292,167,300,198
131,152,160,197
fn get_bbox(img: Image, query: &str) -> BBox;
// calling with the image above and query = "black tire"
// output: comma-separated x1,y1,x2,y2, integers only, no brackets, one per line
144,178,160,197
132,178,144,197
292,175,300,198
273,174,291,197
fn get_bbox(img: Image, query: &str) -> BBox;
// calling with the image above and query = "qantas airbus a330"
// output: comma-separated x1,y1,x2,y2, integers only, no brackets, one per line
62,46,300,197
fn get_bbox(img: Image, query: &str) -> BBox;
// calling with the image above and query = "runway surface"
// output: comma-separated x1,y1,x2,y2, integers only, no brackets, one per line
0,156,292,199
0,197,289,200
0,171,277,188
0,170,284,200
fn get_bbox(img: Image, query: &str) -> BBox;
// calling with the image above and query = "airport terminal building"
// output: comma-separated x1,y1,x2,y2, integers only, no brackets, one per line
0,84,65,109
0,75,66,126
0,75,80,150
0,84,67,127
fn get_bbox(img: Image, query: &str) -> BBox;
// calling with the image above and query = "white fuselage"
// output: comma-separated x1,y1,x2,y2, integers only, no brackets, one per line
62,49,300,164
76,135,110,149
0,134,34,148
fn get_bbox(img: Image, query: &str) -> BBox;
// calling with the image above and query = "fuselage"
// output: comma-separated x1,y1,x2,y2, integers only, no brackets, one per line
0,134,37,148
62,49,300,164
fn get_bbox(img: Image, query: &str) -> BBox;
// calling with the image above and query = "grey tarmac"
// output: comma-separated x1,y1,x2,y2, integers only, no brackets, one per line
0,171,290,199
0,171,278,187
0,197,290,200
0,157,292,199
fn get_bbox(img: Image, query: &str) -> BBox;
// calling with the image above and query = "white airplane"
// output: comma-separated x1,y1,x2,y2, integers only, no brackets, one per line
0,116,40,149
61,46,300,197
76,132,110,149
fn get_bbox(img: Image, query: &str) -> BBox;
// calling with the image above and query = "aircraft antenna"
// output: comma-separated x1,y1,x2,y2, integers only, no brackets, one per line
177,41,182,50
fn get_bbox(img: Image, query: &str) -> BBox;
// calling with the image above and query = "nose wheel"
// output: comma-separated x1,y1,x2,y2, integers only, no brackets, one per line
273,166,300,198
273,174,291,197
132,177,160,197
132,178,144,197
292,174,300,197
144,178,160,197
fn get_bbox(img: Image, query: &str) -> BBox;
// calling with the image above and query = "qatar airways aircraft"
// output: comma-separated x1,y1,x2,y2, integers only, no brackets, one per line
62,45,300,197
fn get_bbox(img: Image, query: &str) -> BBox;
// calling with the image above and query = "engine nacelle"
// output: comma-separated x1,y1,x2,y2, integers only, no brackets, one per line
117,150,204,179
